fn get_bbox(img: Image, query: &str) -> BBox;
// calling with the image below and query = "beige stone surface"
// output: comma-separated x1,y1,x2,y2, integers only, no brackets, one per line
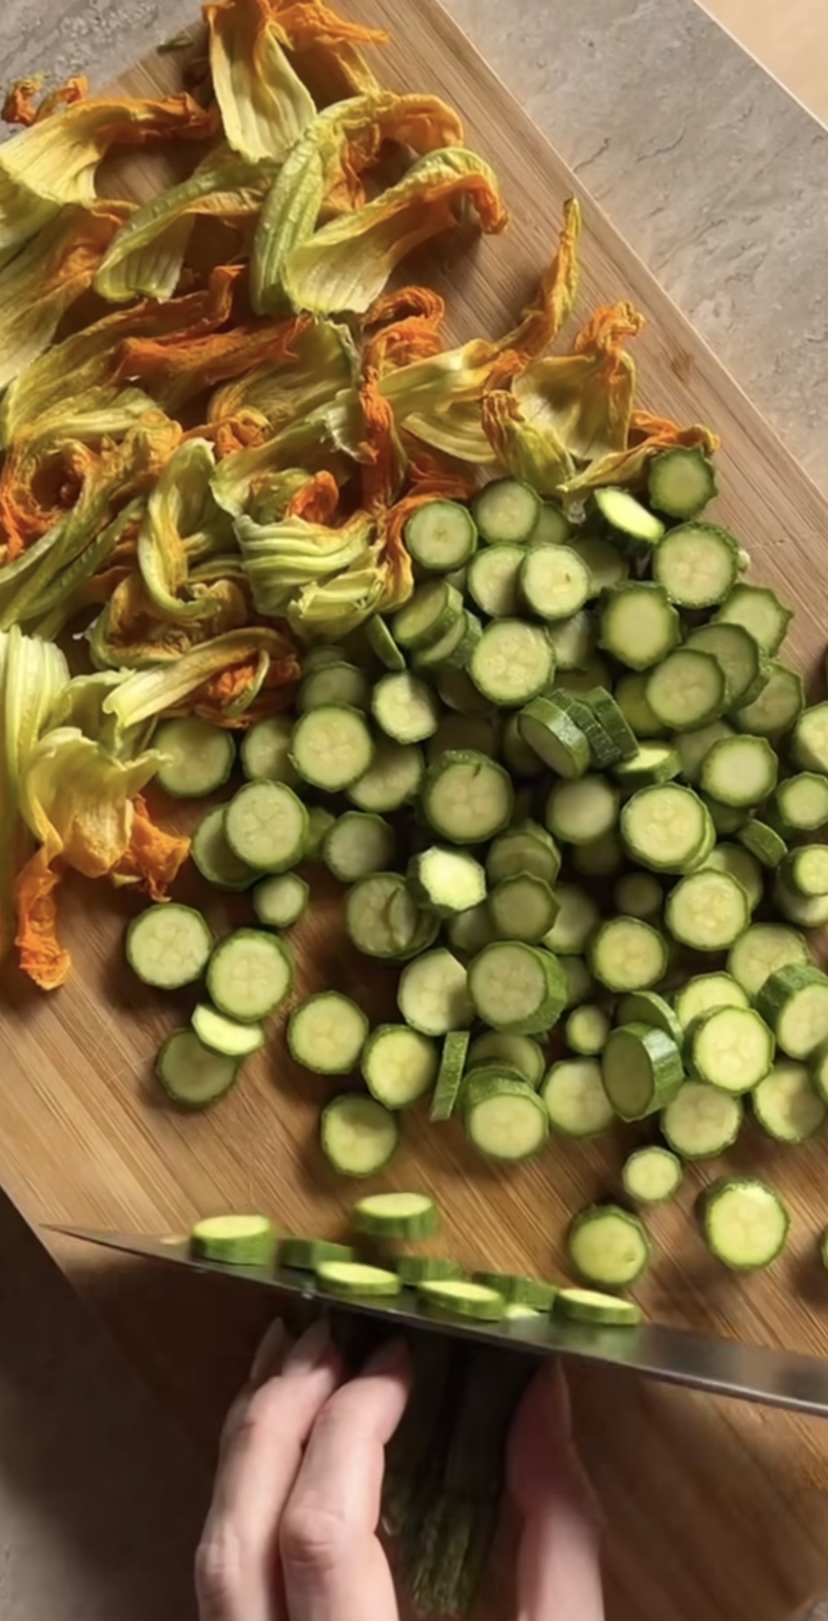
2,1,828,1618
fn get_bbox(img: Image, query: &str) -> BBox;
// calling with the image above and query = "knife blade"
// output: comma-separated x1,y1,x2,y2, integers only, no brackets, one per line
47,1223,828,1416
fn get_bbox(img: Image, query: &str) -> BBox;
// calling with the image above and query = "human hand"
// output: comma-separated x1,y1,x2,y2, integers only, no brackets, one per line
508,1361,605,1621
195,1317,411,1621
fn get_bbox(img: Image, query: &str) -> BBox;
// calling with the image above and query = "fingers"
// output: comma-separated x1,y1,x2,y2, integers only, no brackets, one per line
508,1362,605,1621
196,1319,342,1621
280,1337,411,1621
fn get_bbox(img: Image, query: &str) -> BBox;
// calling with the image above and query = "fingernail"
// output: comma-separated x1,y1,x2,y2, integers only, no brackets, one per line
250,1317,287,1384
282,1317,332,1375
364,1336,409,1377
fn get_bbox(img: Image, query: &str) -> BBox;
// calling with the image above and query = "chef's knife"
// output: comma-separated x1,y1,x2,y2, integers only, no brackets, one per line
49,1223,828,1417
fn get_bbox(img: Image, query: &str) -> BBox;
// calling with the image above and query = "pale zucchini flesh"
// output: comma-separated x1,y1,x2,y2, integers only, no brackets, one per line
702,1177,789,1269
568,1204,651,1288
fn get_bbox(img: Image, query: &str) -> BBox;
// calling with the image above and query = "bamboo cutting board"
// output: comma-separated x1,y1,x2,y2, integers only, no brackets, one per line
5,6,828,1618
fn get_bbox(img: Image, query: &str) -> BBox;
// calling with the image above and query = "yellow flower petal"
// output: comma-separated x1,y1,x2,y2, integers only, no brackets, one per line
206,0,315,162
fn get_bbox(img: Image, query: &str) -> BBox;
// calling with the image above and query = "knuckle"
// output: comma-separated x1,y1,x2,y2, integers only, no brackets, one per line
195,1518,243,1617
280,1500,351,1577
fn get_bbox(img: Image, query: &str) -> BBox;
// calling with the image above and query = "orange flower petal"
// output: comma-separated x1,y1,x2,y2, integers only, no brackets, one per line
358,368,406,511
14,849,69,991
285,469,340,523
111,794,190,899
115,312,312,413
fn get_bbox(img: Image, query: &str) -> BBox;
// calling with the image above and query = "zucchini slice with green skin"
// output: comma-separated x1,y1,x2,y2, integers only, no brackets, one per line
208,930,293,1022
613,871,663,920
252,873,309,929
542,1058,614,1136
518,696,591,779
317,1260,402,1296
555,1288,641,1326
661,1081,743,1159
472,477,540,545
154,716,235,798
418,1279,506,1320
467,544,524,616
361,1025,439,1109
734,663,804,737
518,544,591,620
467,1031,545,1089
445,902,495,957
614,671,666,739
323,811,396,881
191,1004,265,1059
567,1204,651,1288
689,1006,775,1093
464,1075,550,1160
542,884,599,955
225,780,308,872
430,712,500,766
652,521,738,608
412,609,482,672
320,1094,399,1177
365,614,407,671
489,873,558,943
559,954,596,1008
594,487,665,546
772,772,828,834
545,774,619,845
127,904,213,990
674,719,734,785
436,665,491,716
616,990,683,1045
421,750,513,844
727,922,811,1000
471,1272,556,1309
665,870,750,951
752,1060,826,1142
500,712,545,778
674,972,749,1031
622,1146,683,1204
280,1238,355,1270
288,992,368,1074
700,734,779,809
755,965,828,1060
645,649,728,729
240,715,298,785
303,807,334,865
612,744,681,789
601,1024,683,1119
429,1030,470,1121
392,579,464,649
648,447,717,517
396,1256,465,1285
781,844,828,897
156,1030,239,1109
557,687,632,768
564,1004,611,1056
599,582,680,670
290,705,375,793
573,534,628,592
398,948,473,1037
685,623,769,709
812,1041,828,1106
352,1192,439,1241
408,846,486,917
703,794,748,837
346,873,431,961
372,672,440,744
404,500,478,572
621,783,712,874
469,618,555,708
714,584,793,656
589,917,668,992
546,610,598,669
192,807,255,891
299,662,370,714
487,822,561,887
191,1214,275,1267
468,941,567,1033
701,842,763,909
701,1178,789,1269
773,874,828,929
792,702,828,774
531,500,572,545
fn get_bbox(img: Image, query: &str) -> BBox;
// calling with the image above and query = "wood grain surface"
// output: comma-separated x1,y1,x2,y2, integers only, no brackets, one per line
5,5,828,1618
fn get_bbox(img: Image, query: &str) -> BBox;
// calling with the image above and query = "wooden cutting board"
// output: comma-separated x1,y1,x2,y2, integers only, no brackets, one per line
5,5,828,1617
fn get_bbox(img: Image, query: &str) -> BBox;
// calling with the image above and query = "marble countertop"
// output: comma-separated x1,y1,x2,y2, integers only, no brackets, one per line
2,0,828,492
2,3,828,1619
